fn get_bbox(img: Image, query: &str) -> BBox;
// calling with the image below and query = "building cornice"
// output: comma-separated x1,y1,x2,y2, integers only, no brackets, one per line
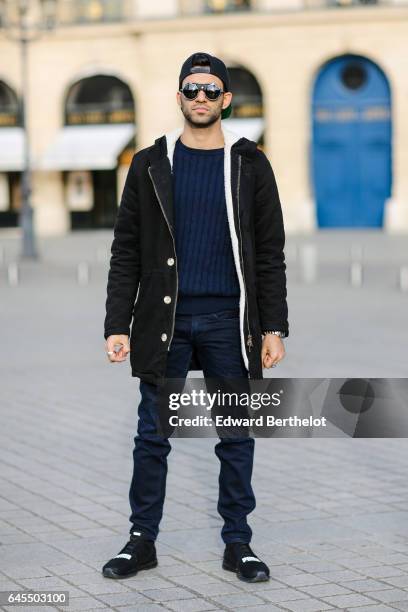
1,5,407,42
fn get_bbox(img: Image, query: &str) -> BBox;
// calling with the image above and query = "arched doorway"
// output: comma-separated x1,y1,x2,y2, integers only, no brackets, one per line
224,65,264,146
311,54,392,228
66,75,135,229
0,80,23,228
41,74,136,230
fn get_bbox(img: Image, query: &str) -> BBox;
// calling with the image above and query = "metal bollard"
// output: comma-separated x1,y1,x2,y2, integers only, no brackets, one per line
292,242,298,263
299,243,317,283
7,262,19,286
350,261,363,287
399,266,408,293
350,243,364,262
77,261,89,285
285,242,298,264
96,245,108,263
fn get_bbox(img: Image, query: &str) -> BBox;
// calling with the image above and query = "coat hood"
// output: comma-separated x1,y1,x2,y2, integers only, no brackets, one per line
151,123,259,168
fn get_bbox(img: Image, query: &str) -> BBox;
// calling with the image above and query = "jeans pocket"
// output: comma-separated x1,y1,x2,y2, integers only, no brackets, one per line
212,308,240,321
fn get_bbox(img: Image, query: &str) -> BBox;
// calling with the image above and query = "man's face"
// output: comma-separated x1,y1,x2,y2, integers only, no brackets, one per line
177,73,232,128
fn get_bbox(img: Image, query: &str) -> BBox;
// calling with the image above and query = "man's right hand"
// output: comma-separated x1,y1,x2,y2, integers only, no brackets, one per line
105,335,130,363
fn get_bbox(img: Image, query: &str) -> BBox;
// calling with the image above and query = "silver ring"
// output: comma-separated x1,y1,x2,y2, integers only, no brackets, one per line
271,363,278,368
107,351,114,355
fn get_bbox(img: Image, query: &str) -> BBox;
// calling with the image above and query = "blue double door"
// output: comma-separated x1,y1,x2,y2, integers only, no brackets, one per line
312,54,392,228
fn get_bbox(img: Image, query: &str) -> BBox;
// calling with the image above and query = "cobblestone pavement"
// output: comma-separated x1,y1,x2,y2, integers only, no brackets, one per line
1,229,408,612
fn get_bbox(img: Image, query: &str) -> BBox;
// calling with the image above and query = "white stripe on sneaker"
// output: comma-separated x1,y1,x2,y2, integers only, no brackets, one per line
132,531,141,536
242,556,260,563
114,553,132,560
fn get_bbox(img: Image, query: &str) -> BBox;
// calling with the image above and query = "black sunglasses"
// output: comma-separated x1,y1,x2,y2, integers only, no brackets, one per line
179,82,224,101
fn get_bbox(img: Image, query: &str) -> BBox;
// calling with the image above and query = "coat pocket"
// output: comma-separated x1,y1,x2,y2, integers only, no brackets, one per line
131,271,168,338
130,269,174,374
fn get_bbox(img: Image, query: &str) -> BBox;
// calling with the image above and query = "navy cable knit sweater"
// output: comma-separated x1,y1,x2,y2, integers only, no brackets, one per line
173,137,240,315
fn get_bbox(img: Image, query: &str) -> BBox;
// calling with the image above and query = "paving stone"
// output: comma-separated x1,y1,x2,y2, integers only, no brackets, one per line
282,599,335,611
339,579,399,592
371,589,408,603
230,606,283,612
300,583,353,597
96,591,152,606
57,597,109,610
18,576,85,596
316,569,368,582
342,606,403,612
158,564,201,578
364,566,407,579
382,575,408,589
140,586,196,602
115,606,169,612
166,598,220,611
390,602,408,611
322,593,379,607
188,582,242,596
42,562,99,576
3,607,59,612
278,574,331,588
133,576,178,590
233,577,289,592
172,573,223,587
208,592,267,607
62,570,104,583
261,587,308,603
76,581,133,595
270,566,315,578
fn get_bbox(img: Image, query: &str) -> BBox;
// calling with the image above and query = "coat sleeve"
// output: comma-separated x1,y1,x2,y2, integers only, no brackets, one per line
253,149,289,337
104,154,141,340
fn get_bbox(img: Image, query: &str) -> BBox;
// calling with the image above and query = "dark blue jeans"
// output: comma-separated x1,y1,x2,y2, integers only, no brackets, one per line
128,308,256,544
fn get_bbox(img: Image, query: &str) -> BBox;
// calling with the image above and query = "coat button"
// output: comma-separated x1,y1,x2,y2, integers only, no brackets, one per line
167,258,174,266
163,295,171,304
161,333,167,342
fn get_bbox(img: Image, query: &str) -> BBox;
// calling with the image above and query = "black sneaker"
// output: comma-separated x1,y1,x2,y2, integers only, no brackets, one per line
222,542,270,582
102,529,158,579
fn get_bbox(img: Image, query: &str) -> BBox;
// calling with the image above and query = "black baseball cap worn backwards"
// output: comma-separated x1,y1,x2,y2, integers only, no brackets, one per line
178,52,232,120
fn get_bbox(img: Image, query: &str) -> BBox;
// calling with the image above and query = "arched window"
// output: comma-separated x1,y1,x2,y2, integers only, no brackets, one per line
223,65,264,145
65,75,135,125
73,0,123,23
205,0,250,12
0,80,21,127
228,67,263,118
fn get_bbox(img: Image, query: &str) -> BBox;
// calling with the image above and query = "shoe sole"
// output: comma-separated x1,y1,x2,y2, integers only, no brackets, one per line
222,560,270,583
102,558,158,579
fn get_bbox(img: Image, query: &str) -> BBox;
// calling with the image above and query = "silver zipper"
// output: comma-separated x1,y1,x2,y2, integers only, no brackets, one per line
148,165,178,352
236,155,252,353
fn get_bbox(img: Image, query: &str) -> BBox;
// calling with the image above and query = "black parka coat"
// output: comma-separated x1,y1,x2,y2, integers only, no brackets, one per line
104,124,289,386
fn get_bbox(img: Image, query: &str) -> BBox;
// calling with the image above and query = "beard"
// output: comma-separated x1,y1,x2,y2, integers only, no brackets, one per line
180,100,222,128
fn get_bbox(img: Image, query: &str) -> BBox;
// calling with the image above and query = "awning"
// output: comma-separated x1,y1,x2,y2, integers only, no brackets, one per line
223,117,265,142
0,127,25,171
40,123,135,171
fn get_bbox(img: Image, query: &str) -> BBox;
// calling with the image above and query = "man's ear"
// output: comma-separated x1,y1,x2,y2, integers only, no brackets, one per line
223,91,232,110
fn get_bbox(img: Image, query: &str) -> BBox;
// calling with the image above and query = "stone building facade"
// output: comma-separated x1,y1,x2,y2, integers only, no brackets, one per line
0,0,407,234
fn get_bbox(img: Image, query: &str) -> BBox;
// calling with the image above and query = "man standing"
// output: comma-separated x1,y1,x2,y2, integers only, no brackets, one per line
103,52,289,583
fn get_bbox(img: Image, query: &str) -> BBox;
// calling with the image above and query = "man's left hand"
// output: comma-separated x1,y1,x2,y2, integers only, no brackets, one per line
261,335,285,368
